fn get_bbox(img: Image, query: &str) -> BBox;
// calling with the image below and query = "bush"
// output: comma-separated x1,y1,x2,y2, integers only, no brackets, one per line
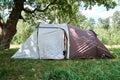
94,27,120,45
12,20,36,44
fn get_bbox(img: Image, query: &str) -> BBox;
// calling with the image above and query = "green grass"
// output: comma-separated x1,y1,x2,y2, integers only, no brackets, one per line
0,48,120,80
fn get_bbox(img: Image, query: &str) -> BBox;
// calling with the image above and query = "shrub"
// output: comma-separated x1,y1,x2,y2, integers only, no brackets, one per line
12,20,36,44
94,27,120,45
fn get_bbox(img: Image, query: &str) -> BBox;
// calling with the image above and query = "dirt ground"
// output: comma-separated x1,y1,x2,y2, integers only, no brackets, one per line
105,45,120,48
10,44,21,49
10,44,120,49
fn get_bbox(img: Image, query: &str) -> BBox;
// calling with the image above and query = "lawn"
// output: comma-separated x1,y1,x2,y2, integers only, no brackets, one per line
0,48,120,80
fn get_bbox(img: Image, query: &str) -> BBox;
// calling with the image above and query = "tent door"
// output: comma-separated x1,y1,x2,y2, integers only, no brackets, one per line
38,28,65,59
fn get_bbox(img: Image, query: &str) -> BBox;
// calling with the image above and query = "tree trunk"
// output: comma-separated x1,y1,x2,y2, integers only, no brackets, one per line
0,0,24,50
0,27,17,49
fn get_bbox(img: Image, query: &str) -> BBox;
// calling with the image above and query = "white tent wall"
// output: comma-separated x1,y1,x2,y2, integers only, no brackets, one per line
12,30,39,59
12,23,70,59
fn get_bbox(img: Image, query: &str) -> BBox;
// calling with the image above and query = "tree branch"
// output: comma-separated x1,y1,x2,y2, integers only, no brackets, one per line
23,0,57,13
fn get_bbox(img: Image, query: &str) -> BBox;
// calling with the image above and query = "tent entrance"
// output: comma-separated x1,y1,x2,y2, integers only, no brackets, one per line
38,27,66,59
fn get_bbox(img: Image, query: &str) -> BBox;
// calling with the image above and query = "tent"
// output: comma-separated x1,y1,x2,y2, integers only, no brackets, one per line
12,23,114,59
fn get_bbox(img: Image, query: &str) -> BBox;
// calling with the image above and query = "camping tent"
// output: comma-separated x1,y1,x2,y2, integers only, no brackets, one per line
12,23,114,59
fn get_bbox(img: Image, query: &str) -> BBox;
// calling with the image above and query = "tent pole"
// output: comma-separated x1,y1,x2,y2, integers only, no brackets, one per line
37,28,41,59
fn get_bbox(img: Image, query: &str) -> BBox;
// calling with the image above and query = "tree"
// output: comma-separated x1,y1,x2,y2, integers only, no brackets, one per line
0,0,117,49
111,11,120,30
69,11,87,27
24,0,80,25
89,18,96,26
97,18,110,30
101,18,110,30
80,18,96,29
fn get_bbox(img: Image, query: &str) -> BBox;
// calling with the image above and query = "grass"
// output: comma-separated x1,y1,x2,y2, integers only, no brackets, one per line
0,48,120,80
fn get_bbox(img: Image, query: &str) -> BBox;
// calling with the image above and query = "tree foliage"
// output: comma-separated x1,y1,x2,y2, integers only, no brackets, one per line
97,18,110,30
111,11,120,30
12,20,35,44
81,18,95,30
1,0,117,25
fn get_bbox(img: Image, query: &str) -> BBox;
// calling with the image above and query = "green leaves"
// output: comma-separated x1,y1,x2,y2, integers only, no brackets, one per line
0,0,13,10
111,11,120,30
0,0,117,25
